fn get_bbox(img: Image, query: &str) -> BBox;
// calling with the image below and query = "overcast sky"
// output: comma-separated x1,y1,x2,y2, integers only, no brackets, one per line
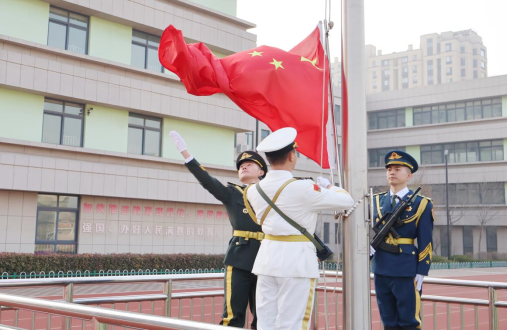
237,0,507,77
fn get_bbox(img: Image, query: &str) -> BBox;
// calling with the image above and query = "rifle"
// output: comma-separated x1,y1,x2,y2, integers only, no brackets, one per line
370,187,421,260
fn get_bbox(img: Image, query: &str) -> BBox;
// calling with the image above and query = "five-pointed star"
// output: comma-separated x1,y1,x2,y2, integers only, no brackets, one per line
269,58,284,70
248,51,263,57
301,56,323,70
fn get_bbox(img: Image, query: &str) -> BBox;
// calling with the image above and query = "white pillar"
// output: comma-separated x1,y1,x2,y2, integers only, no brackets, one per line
341,0,371,329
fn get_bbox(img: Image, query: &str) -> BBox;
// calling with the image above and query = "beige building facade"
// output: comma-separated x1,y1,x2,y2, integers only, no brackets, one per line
366,30,487,94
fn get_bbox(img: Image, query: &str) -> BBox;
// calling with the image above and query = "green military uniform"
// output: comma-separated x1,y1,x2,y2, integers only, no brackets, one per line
185,151,268,329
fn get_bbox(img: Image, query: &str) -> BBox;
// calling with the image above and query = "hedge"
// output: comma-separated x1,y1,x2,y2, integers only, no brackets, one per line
0,253,226,275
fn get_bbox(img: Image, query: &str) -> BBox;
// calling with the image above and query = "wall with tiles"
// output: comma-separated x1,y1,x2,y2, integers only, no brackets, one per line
88,16,133,65
0,190,37,253
189,0,237,17
0,88,44,142
78,196,233,254
0,0,49,45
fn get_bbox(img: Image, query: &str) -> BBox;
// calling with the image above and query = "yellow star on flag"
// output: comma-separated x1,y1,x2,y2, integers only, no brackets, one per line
248,51,263,57
269,58,284,70
301,56,323,70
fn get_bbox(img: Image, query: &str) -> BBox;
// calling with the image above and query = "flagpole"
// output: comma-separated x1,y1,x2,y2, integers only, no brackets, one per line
341,0,371,329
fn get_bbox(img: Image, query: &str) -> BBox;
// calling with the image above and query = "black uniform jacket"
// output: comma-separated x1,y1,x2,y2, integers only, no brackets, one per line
186,158,262,272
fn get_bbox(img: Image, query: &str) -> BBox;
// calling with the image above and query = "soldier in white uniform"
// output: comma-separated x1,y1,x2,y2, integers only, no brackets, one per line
244,127,354,330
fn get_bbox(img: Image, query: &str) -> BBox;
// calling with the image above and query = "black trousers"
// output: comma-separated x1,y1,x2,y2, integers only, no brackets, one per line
220,265,257,329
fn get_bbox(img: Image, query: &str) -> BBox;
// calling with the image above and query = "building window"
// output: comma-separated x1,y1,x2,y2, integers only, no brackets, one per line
47,6,88,54
402,77,408,88
401,56,408,63
382,60,389,66
412,55,417,60
445,67,452,76
446,56,452,64
35,194,79,254
473,70,478,79
412,65,417,73
131,30,163,73
445,43,452,52
473,49,477,55
463,227,474,255
42,99,84,147
461,68,466,77
261,129,270,140
486,227,497,252
481,61,486,69
437,43,441,54
430,182,505,206
373,81,377,89
403,67,408,74
368,109,405,130
372,71,377,78
413,76,418,84
383,70,390,77
440,226,449,257
427,38,433,56
482,72,487,78
128,114,162,156
428,76,434,85
421,139,504,165
473,59,477,68
414,98,502,126
372,61,377,67
334,105,341,125
460,46,465,53
461,57,465,66
446,78,453,83
481,49,486,57
368,147,406,168
324,222,330,244
427,60,433,72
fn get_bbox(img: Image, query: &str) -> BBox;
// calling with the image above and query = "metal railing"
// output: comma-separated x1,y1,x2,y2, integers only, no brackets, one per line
0,274,225,329
2,260,506,279
0,293,228,330
0,272,506,330
1,268,225,280
318,271,507,330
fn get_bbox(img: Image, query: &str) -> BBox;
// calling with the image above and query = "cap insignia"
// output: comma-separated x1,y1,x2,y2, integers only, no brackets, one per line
240,153,253,160
389,152,403,160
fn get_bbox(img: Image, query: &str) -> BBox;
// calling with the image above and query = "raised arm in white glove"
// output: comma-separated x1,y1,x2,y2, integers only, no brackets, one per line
316,176,332,189
169,131,193,162
415,274,425,291
370,245,376,257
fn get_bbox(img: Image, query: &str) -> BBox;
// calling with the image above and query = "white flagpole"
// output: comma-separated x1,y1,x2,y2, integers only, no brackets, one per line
341,0,372,329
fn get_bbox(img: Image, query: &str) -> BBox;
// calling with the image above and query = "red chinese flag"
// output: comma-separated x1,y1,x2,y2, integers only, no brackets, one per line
159,25,330,168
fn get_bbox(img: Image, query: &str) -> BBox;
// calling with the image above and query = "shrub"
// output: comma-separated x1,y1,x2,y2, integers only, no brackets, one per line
0,253,225,275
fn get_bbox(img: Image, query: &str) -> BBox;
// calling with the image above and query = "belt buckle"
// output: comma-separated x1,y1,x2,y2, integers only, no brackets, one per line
258,232,265,241
244,231,250,241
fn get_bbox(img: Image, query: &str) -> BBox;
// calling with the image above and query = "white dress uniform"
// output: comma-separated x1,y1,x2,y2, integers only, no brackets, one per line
245,128,354,330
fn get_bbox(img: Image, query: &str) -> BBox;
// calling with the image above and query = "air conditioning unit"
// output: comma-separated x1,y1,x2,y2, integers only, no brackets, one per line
236,144,250,153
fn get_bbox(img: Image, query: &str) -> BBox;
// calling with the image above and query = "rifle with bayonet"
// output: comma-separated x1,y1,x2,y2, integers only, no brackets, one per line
370,186,421,260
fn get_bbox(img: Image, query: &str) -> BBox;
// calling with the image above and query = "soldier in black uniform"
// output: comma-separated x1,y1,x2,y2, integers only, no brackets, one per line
170,131,267,329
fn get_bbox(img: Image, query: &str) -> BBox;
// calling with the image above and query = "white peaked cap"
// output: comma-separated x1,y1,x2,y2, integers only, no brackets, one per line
256,127,298,157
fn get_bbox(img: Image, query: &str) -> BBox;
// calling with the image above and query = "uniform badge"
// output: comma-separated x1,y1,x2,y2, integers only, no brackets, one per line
240,152,253,160
388,152,403,160
243,208,248,214
406,206,412,212
313,184,321,192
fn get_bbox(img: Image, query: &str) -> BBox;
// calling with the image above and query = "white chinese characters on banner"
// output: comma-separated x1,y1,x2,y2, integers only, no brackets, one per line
96,223,105,233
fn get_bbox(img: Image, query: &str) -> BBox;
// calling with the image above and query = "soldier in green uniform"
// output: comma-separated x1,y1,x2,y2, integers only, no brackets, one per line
170,131,267,329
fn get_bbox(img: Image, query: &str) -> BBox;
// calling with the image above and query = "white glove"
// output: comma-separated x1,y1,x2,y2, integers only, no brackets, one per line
170,131,187,152
370,245,376,257
415,274,424,291
316,176,331,189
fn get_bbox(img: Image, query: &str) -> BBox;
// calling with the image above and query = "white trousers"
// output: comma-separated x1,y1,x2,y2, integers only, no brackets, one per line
256,275,316,330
